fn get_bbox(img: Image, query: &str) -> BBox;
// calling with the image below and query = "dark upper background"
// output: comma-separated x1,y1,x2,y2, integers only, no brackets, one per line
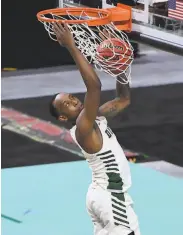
1,0,138,70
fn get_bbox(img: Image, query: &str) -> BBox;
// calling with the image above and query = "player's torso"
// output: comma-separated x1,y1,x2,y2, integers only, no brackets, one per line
75,121,103,155
70,116,132,193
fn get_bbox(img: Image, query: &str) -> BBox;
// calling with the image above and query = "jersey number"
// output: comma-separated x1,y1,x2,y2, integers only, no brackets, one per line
105,126,113,138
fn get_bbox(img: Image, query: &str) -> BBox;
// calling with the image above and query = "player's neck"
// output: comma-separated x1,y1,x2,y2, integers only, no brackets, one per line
71,121,76,126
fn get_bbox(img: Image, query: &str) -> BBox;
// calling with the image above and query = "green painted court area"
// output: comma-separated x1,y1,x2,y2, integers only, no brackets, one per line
2,161,183,235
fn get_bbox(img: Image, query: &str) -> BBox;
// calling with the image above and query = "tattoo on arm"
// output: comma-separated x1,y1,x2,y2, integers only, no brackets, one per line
99,103,120,118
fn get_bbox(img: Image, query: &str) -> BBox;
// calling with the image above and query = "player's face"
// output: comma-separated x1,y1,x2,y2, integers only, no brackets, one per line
54,93,83,122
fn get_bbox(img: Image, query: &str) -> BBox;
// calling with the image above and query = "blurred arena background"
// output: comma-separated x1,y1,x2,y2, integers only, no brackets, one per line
1,0,183,235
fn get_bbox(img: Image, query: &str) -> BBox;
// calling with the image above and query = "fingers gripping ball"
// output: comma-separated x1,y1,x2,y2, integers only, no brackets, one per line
96,38,133,74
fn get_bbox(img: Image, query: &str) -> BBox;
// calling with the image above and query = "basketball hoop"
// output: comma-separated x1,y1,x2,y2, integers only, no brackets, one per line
37,4,134,84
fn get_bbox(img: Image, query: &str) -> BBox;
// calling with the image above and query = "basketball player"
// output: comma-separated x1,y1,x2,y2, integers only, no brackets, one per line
50,22,140,235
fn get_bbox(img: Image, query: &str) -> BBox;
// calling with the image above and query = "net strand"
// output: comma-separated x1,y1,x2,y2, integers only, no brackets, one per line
39,9,134,84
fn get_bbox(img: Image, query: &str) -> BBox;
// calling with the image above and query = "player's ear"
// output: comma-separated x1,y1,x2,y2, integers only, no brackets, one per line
58,115,68,122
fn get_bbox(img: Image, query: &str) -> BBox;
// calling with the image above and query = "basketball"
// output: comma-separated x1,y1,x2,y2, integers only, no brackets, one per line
96,38,133,74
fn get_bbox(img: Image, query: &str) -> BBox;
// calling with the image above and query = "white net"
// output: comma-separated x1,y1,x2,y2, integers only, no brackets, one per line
38,9,134,84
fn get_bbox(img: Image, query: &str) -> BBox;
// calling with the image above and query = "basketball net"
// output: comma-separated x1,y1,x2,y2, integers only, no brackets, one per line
38,9,134,84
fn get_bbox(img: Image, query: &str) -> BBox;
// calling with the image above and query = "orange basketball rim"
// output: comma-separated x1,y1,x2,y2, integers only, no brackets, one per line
37,3,132,32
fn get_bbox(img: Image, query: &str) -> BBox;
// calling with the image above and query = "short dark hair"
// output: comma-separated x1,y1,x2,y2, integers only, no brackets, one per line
49,93,60,119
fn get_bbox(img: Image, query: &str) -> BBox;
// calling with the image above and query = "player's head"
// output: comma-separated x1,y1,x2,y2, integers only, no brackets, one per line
49,93,83,122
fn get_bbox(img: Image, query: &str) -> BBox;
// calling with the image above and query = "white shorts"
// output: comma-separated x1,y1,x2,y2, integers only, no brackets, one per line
86,185,140,235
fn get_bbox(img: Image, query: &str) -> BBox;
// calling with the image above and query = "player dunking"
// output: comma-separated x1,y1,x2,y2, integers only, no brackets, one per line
50,23,140,235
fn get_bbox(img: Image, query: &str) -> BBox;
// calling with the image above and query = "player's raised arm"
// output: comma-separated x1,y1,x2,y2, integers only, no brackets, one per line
98,73,130,118
53,22,101,136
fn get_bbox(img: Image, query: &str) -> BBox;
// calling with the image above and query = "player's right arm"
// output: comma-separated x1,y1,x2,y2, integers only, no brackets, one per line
53,22,101,137
69,45,101,136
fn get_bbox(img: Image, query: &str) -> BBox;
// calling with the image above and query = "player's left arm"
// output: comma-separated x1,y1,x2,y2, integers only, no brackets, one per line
98,73,130,118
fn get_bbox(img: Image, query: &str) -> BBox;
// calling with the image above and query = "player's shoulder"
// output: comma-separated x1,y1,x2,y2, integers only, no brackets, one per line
95,116,108,129
70,116,108,137
70,124,76,135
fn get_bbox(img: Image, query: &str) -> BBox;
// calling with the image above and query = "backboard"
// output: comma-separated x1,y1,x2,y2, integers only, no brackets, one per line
58,0,183,55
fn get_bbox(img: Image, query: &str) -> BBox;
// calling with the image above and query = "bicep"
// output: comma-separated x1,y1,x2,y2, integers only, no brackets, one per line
76,87,101,136
99,98,130,119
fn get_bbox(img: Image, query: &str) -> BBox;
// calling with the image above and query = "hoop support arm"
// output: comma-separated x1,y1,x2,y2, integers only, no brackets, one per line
107,3,132,32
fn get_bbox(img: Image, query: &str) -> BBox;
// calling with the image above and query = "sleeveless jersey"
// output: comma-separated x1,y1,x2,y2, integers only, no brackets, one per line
70,116,132,195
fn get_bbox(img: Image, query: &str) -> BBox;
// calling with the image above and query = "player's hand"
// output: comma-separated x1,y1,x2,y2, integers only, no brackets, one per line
53,22,76,49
